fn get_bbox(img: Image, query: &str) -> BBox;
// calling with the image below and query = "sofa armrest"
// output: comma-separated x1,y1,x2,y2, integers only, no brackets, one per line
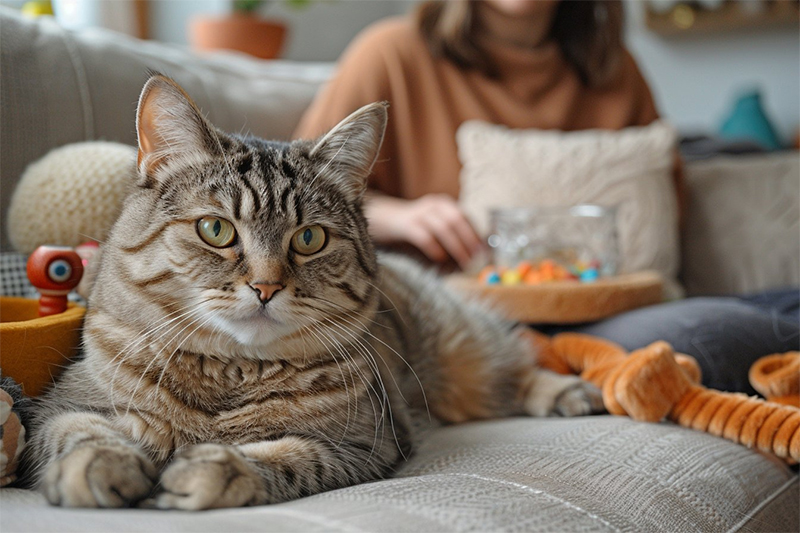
681,151,800,296
0,7,331,250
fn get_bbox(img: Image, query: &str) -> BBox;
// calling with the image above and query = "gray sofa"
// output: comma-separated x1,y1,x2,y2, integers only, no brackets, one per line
1,9,798,532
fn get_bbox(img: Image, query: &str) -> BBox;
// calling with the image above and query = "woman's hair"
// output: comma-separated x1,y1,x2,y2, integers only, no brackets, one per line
415,0,625,87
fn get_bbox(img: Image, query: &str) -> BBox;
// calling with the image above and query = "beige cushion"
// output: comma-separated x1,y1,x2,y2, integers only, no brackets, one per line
457,120,681,297
682,152,800,296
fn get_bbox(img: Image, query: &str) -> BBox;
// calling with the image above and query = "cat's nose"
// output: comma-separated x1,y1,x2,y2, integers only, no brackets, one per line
249,282,284,303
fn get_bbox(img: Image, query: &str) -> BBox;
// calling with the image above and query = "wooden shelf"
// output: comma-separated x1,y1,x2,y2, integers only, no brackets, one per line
645,1,799,37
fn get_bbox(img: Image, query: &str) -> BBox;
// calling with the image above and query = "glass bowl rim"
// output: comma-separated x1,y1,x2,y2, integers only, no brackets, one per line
490,204,618,219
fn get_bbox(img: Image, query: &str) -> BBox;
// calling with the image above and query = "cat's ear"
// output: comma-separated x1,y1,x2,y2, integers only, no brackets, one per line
136,74,220,182
309,102,388,201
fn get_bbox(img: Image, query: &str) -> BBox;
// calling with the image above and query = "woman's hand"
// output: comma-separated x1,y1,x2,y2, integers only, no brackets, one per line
364,193,484,269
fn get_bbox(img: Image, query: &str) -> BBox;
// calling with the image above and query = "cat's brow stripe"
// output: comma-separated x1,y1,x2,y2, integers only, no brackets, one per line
258,153,276,184
230,187,243,220
279,186,292,214
129,270,177,289
237,154,252,175
239,174,261,214
293,195,304,226
119,220,189,253
281,158,298,186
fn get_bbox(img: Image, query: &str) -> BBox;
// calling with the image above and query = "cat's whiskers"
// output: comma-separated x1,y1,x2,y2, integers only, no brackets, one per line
303,296,388,329
304,320,384,460
149,309,218,406
124,305,213,417
77,232,106,245
317,316,404,459
364,280,408,327
295,314,374,427
296,317,355,448
330,314,428,407
106,301,211,415
297,312,387,452
334,310,430,423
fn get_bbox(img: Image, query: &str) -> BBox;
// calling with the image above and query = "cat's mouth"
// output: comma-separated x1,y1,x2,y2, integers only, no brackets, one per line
239,307,285,326
207,307,295,348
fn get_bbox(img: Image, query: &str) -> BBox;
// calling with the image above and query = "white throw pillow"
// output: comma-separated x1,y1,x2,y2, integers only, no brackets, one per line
457,120,681,296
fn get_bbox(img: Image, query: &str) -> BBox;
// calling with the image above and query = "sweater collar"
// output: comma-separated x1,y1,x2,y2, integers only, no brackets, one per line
476,36,572,99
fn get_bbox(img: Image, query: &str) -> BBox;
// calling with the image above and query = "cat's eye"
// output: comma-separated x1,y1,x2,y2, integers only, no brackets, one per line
197,216,236,248
291,225,327,255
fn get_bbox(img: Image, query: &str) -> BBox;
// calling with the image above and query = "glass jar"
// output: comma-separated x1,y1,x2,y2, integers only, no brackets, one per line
488,205,619,279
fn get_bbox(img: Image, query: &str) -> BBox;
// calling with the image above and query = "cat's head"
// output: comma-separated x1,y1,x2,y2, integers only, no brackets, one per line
95,75,386,358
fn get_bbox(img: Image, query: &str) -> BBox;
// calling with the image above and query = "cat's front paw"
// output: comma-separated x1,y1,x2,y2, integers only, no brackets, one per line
553,380,605,417
42,444,157,508
155,444,265,510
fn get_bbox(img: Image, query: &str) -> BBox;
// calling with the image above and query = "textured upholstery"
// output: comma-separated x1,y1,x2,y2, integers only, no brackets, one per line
1,417,797,532
682,152,800,296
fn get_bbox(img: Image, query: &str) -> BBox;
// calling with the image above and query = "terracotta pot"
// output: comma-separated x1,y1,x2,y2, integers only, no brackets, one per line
0,297,85,397
189,13,287,60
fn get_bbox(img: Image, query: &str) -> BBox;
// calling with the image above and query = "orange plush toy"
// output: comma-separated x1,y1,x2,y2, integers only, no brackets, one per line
528,332,800,462
749,352,800,408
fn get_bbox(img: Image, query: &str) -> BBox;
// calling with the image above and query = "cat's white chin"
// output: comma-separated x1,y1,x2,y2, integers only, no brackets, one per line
209,313,294,348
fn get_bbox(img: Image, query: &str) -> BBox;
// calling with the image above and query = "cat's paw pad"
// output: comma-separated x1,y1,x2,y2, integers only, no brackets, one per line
553,381,605,417
155,444,265,510
42,444,156,508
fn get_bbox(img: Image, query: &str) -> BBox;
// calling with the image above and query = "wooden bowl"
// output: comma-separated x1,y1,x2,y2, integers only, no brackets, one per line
447,271,664,324
0,296,85,397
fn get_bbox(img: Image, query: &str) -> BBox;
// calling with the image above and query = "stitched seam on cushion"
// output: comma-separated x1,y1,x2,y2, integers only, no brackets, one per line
726,476,799,533
56,26,94,140
448,472,623,533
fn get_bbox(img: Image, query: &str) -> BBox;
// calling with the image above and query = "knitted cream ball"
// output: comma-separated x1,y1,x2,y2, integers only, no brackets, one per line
8,142,136,254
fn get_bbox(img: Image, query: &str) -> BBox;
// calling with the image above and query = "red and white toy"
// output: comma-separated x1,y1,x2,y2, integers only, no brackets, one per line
26,246,84,317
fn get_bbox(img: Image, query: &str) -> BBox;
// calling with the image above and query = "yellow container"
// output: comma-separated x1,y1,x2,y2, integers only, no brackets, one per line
0,296,85,397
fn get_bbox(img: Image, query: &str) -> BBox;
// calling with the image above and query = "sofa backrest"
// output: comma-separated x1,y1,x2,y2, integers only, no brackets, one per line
681,152,799,296
0,7,331,251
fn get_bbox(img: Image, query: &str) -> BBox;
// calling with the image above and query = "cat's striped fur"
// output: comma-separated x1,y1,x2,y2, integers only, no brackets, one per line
26,75,601,510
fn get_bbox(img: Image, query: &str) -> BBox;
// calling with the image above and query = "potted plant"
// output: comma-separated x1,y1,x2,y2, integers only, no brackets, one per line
189,0,291,60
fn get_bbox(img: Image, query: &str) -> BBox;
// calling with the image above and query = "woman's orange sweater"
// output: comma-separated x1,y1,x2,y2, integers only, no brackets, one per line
294,17,683,207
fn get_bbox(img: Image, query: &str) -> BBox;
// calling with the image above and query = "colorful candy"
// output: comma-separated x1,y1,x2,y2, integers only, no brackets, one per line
481,258,606,286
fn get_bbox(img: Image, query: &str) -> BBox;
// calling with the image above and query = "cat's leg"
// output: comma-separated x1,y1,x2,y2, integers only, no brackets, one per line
33,411,157,508
154,436,398,510
411,295,603,422
521,368,604,417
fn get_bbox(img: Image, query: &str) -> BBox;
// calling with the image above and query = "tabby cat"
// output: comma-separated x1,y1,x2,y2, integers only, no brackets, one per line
26,75,601,510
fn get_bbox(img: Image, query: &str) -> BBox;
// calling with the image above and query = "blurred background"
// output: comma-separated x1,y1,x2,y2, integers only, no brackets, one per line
3,0,799,148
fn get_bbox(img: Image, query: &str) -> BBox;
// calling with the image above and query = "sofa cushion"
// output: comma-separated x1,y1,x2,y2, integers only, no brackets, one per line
457,120,682,298
0,7,331,251
682,151,800,296
2,417,796,532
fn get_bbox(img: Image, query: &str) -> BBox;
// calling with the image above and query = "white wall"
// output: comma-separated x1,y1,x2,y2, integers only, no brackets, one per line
149,0,411,61
624,0,799,142
269,0,411,61
149,0,227,46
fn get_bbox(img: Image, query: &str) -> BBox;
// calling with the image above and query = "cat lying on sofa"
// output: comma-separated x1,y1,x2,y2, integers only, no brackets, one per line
25,75,601,510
